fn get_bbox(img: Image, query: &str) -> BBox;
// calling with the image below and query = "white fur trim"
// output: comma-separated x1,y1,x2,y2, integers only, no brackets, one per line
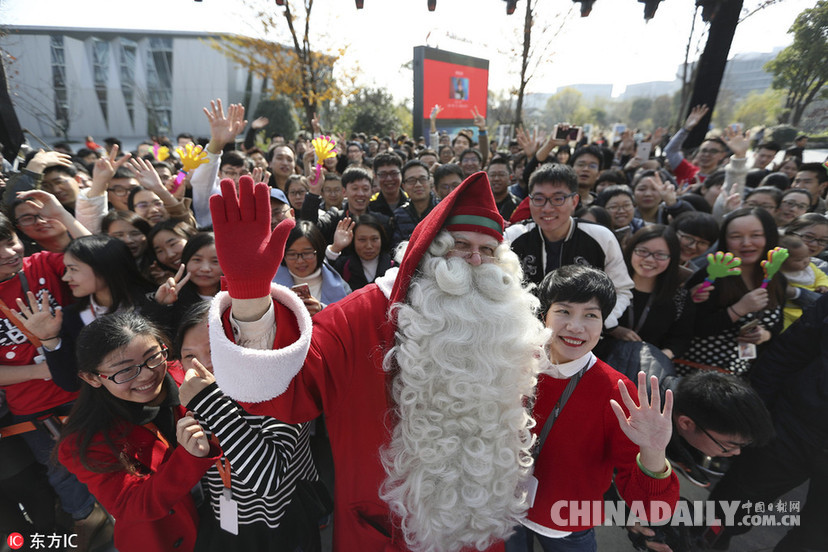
375,267,398,299
208,284,313,403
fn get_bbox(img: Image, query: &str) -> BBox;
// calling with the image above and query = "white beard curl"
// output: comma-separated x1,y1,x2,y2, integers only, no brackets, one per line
380,231,551,552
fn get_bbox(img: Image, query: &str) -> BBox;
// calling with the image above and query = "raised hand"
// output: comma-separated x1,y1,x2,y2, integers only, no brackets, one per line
331,217,354,253
722,127,751,158
251,166,271,186
653,171,677,206
16,189,67,221
210,176,295,299
176,413,210,458
13,290,61,341
203,99,247,150
311,113,321,135
126,157,164,192
155,264,192,305
430,105,443,120
471,106,486,130
684,105,710,131
251,116,269,130
610,371,673,452
27,150,73,174
515,127,537,159
91,145,132,193
178,358,216,408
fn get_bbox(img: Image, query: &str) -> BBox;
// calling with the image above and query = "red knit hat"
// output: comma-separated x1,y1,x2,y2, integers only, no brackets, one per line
388,171,503,307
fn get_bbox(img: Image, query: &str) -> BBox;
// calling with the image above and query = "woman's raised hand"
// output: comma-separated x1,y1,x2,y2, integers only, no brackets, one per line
331,217,355,254
176,413,210,458
610,371,673,452
155,264,192,305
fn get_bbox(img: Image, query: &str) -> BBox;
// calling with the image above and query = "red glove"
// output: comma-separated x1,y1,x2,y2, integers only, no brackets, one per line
210,176,294,299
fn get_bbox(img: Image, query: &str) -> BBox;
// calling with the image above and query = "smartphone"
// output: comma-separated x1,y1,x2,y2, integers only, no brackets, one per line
738,319,760,335
730,123,743,133
291,283,311,300
635,142,652,160
554,125,580,141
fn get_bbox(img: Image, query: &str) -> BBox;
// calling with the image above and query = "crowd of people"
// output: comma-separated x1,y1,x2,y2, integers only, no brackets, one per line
0,96,826,552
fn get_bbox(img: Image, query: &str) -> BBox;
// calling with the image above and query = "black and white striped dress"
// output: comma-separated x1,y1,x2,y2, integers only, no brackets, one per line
188,382,325,550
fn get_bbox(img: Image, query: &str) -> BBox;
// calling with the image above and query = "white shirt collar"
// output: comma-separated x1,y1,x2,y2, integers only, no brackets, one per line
539,351,596,379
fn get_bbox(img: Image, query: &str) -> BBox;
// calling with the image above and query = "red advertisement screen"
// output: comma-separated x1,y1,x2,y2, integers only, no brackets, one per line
422,59,488,120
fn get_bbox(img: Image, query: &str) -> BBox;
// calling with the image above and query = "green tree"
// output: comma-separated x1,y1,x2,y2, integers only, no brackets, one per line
334,88,404,137
650,95,676,129
251,96,298,146
544,88,584,126
629,98,653,127
733,88,785,128
765,0,828,126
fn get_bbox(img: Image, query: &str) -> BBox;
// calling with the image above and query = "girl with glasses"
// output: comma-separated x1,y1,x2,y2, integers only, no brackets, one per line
327,215,397,291
274,221,350,316
57,311,218,552
605,225,695,361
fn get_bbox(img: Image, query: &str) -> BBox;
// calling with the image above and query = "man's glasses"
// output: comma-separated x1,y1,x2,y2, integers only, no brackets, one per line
791,232,828,248
284,250,316,261
697,424,751,454
376,170,401,180
15,213,47,227
97,346,168,385
676,231,711,251
528,193,576,207
606,202,634,212
403,175,430,186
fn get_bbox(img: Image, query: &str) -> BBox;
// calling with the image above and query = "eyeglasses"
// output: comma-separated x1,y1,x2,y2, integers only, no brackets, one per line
791,232,828,248
15,213,47,227
134,199,164,211
487,171,510,179
606,202,634,212
403,175,430,186
284,250,316,261
528,192,576,207
448,241,497,263
573,161,600,171
744,201,776,211
781,200,809,211
697,424,752,454
676,231,711,250
107,185,135,197
220,167,248,178
97,346,168,384
376,170,401,180
633,248,671,261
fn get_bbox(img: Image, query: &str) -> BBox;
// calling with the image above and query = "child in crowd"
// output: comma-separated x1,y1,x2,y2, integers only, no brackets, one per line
779,234,828,329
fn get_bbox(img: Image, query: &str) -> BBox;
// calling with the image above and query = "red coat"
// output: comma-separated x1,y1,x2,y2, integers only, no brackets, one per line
213,284,505,551
58,363,220,552
527,358,679,531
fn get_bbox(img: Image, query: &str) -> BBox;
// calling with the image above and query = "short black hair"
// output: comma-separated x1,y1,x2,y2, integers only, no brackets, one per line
756,141,781,153
675,371,774,447
595,169,628,188
459,148,482,164
342,167,373,188
670,211,719,244
569,145,604,171
401,159,430,180
487,157,511,170
433,163,464,186
372,152,402,172
528,163,578,194
594,185,634,208
745,186,783,207
798,162,828,184
220,150,248,169
537,264,616,321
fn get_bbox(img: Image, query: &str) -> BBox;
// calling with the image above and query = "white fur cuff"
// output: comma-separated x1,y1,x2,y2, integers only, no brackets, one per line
208,284,313,403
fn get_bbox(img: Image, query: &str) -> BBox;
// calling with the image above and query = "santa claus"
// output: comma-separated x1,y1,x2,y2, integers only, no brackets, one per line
207,172,550,551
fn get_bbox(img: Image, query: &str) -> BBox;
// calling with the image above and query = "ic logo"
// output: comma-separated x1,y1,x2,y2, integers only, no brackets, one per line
7,532,24,550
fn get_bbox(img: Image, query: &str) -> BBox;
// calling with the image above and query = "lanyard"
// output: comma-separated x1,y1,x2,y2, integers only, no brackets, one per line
532,360,590,461
209,434,232,490
628,293,655,334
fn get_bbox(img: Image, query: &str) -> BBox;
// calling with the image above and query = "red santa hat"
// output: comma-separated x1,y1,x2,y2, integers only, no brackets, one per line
388,171,504,307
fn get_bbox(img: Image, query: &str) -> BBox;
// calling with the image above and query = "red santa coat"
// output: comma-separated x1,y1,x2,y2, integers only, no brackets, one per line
210,278,505,551
0,251,77,415
58,363,220,552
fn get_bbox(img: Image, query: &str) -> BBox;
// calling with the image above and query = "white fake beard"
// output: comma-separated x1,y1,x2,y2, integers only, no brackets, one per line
380,234,550,552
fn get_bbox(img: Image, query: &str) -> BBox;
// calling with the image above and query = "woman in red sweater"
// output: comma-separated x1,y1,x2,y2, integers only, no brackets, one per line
57,311,220,552
506,265,679,552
